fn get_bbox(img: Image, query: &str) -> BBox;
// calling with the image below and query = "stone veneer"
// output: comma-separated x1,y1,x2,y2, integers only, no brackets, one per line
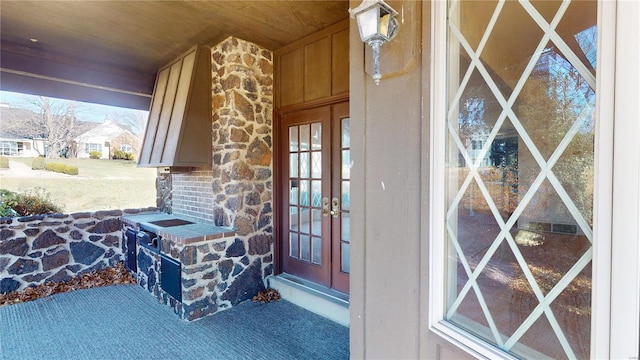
155,36,274,286
133,228,267,321
210,36,274,282
0,208,156,293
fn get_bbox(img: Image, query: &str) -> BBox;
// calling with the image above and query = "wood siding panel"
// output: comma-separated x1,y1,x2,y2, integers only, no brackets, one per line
150,60,182,165
280,48,304,107
164,51,195,164
275,19,349,109
304,37,332,102
332,29,349,95
139,67,169,164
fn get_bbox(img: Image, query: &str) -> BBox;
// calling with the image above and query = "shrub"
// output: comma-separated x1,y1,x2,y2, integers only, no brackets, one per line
112,150,125,160
32,156,46,170
0,188,63,216
45,162,79,175
0,156,8,169
89,151,102,159
112,150,135,161
0,189,19,217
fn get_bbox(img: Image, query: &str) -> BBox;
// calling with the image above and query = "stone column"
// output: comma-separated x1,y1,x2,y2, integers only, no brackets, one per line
211,37,274,283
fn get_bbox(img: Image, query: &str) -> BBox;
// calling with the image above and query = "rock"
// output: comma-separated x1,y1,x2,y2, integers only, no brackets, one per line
202,253,221,262
225,239,246,257
23,228,40,237
102,235,119,247
0,228,15,240
245,190,261,206
0,237,28,256
246,138,271,166
88,218,121,234
32,230,65,250
0,278,21,293
230,161,254,181
69,230,83,240
0,257,9,272
42,250,70,271
263,264,273,277
22,272,51,283
180,247,197,266
248,234,272,255
70,241,105,265
212,241,227,252
221,258,265,306
232,264,244,277
219,259,233,280
89,235,102,242
234,91,255,123
48,269,71,283
7,259,39,275
234,216,254,236
255,168,272,180
230,128,249,143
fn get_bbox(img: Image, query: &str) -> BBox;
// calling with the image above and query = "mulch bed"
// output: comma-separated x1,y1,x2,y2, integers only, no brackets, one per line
0,262,136,306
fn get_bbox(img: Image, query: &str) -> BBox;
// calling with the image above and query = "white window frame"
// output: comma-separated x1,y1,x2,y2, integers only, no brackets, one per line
427,1,628,358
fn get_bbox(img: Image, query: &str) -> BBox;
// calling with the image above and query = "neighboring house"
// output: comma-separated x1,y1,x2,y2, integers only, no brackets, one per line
0,132,43,157
75,120,141,159
0,106,46,157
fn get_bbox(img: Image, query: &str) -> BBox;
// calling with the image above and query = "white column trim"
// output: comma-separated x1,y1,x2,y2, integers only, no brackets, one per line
608,0,640,358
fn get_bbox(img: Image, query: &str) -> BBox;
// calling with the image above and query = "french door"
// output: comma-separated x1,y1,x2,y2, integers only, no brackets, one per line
280,102,350,295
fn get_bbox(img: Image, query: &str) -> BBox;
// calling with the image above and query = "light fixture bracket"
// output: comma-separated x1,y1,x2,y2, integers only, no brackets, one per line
349,0,400,85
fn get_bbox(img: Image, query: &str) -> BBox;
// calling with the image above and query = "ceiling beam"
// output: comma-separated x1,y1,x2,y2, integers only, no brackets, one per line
0,44,155,110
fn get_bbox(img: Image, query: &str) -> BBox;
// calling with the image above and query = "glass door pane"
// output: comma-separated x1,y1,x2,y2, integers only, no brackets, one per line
288,122,323,265
445,1,596,358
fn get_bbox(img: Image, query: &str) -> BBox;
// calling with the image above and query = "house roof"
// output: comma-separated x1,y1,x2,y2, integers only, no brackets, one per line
75,121,139,143
0,1,350,110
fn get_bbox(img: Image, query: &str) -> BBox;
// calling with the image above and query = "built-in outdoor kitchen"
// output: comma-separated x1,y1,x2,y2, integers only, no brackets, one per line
121,38,275,321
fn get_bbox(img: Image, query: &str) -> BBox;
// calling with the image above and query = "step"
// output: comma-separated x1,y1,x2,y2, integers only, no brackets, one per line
267,273,350,327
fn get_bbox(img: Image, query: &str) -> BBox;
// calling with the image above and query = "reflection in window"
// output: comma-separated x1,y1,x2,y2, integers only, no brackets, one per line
444,1,596,358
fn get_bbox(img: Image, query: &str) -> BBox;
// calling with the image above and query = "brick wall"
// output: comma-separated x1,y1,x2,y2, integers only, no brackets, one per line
171,168,214,223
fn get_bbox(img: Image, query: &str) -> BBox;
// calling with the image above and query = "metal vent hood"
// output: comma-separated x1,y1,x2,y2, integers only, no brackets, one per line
138,45,212,168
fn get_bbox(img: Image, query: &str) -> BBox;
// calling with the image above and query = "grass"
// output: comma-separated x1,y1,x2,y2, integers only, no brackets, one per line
0,157,157,213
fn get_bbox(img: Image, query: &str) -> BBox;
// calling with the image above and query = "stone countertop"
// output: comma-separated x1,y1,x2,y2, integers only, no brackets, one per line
121,212,235,245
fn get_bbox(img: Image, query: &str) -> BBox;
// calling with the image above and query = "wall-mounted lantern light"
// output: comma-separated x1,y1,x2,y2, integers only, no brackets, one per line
349,0,399,85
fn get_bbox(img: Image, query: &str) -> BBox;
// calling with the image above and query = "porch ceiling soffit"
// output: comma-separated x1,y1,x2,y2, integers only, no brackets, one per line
0,1,349,110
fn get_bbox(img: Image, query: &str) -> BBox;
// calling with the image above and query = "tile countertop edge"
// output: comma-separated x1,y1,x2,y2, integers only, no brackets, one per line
120,213,236,244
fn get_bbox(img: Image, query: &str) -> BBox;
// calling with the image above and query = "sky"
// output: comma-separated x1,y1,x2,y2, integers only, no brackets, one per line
0,90,149,131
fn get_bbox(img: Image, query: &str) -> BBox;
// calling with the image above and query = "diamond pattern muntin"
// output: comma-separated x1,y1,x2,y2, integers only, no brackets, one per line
478,1,545,100
445,0,595,358
547,262,592,360
449,0,499,52
453,181,502,272
513,42,593,160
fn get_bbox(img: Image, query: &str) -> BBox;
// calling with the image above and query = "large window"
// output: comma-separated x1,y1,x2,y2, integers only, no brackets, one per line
435,0,597,358
85,143,102,153
0,141,18,156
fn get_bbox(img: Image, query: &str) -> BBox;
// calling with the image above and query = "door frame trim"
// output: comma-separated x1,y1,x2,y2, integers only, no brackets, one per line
273,96,350,288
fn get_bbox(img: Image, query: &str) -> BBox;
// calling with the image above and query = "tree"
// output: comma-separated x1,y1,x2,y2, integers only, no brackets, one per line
4,96,79,158
109,109,147,136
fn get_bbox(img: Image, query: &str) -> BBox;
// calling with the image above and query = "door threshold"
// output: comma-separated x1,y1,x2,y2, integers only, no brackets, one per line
267,273,349,327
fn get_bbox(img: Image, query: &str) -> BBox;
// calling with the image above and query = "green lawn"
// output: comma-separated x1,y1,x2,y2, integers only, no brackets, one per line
1,157,157,214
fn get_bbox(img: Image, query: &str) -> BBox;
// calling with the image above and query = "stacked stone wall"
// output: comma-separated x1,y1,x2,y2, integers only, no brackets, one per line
0,208,156,293
210,37,274,281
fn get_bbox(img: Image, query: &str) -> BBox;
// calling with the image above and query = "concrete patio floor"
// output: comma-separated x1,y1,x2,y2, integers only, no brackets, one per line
0,284,349,360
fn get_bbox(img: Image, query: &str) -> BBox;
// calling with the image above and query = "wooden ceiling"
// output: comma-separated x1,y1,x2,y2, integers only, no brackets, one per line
0,1,350,109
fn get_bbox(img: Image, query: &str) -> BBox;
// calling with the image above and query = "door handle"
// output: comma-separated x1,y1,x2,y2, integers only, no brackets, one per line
331,197,340,218
322,197,330,217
